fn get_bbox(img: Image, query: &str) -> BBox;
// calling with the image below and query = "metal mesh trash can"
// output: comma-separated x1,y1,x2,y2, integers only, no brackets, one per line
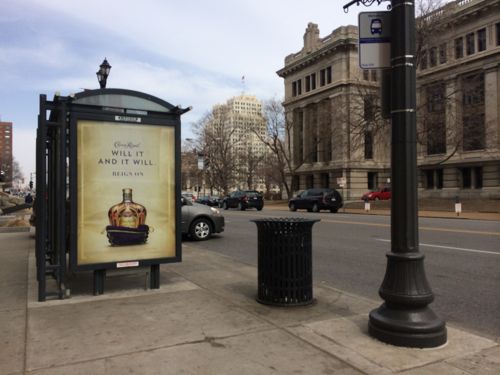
252,218,320,306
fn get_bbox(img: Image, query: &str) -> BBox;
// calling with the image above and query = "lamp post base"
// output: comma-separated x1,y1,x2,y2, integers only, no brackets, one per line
369,303,447,348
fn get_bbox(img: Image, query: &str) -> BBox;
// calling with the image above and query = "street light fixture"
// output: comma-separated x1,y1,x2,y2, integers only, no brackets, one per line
96,58,112,89
343,0,446,349
367,0,447,348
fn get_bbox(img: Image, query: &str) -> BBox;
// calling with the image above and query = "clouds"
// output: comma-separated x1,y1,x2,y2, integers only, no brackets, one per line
1,0,387,179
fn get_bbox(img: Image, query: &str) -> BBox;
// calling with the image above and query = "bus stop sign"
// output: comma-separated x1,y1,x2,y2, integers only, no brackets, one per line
359,11,391,69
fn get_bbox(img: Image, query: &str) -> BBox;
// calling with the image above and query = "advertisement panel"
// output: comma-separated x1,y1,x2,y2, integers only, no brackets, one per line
76,120,176,267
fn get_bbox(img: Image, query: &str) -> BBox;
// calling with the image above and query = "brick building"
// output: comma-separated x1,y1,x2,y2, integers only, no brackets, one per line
0,121,13,188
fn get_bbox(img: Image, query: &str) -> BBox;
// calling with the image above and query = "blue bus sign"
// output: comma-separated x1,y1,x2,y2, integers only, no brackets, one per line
359,12,391,69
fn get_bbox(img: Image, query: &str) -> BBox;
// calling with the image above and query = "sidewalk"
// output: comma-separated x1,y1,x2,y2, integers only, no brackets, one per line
1,231,499,374
265,200,500,221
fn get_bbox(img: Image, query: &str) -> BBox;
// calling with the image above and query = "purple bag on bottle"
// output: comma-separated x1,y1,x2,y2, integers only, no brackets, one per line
106,225,149,246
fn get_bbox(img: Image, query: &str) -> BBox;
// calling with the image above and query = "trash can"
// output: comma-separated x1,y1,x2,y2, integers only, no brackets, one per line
252,218,320,306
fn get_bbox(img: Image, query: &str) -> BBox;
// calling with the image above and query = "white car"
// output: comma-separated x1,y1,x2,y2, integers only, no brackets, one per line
181,192,196,202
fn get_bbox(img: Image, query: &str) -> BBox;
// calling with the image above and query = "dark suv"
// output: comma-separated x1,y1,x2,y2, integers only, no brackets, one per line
288,188,343,213
221,190,264,211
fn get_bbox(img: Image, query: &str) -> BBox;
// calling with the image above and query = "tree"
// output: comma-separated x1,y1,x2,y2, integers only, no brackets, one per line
12,159,23,182
237,145,266,191
0,157,24,188
180,139,199,192
194,107,238,196
415,0,447,69
340,79,391,163
254,98,344,199
259,150,283,199
249,98,292,198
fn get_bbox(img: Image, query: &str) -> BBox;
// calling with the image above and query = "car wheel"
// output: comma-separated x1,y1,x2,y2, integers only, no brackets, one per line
190,218,212,241
238,202,245,211
289,203,297,212
223,202,228,210
374,197,379,201
312,203,319,213
330,207,338,213
257,206,263,211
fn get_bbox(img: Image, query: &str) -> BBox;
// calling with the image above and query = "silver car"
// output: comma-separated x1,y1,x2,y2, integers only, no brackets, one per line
181,196,225,240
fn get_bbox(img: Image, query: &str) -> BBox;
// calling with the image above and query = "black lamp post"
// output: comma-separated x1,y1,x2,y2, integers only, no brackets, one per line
96,58,111,89
367,0,447,348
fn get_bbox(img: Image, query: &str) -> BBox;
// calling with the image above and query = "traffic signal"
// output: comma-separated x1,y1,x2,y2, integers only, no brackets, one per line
29,180,33,189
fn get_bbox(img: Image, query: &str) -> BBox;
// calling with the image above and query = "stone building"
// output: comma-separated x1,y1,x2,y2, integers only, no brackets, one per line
278,0,500,200
0,121,13,188
416,0,500,199
277,23,391,200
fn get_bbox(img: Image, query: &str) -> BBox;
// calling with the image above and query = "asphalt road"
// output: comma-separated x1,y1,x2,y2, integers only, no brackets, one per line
186,206,500,342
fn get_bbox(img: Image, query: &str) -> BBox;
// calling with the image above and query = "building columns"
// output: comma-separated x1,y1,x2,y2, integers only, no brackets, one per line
484,64,499,149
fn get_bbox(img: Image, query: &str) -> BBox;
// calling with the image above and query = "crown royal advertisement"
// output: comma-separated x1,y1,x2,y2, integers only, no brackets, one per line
76,120,175,266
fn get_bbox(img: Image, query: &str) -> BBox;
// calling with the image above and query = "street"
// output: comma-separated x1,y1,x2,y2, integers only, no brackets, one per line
187,207,500,342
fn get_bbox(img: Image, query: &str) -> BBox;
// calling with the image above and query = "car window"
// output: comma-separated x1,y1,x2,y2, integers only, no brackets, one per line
181,196,193,206
310,189,321,196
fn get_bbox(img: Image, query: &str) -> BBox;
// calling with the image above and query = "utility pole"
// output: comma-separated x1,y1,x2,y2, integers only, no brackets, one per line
344,0,447,348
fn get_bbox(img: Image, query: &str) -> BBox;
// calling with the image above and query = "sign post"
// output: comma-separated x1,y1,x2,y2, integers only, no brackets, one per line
337,177,346,212
367,0,447,348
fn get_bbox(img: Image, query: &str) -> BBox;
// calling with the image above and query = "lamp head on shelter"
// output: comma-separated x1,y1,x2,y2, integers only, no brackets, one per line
96,58,112,89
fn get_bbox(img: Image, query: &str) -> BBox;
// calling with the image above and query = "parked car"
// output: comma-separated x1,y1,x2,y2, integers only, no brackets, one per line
195,195,220,207
221,190,264,211
181,191,196,203
361,187,391,201
181,196,225,240
288,188,343,213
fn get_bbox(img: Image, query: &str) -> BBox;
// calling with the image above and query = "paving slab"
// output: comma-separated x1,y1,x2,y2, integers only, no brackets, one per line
26,245,201,306
173,248,376,326
0,309,26,375
28,361,106,375
446,345,500,375
0,233,30,280
289,324,393,375
26,288,272,372
29,329,363,375
301,314,498,373
0,276,27,312
400,362,472,374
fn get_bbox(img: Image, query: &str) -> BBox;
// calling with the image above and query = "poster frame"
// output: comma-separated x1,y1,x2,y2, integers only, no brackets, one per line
68,95,182,272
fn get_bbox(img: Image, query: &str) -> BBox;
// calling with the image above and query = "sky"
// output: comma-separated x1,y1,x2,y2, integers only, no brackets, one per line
1,0,388,182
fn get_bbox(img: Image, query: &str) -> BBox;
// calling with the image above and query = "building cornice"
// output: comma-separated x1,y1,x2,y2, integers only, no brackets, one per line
422,0,499,28
277,25,358,78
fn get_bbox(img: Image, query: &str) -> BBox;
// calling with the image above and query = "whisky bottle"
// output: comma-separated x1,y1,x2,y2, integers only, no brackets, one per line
108,188,147,228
